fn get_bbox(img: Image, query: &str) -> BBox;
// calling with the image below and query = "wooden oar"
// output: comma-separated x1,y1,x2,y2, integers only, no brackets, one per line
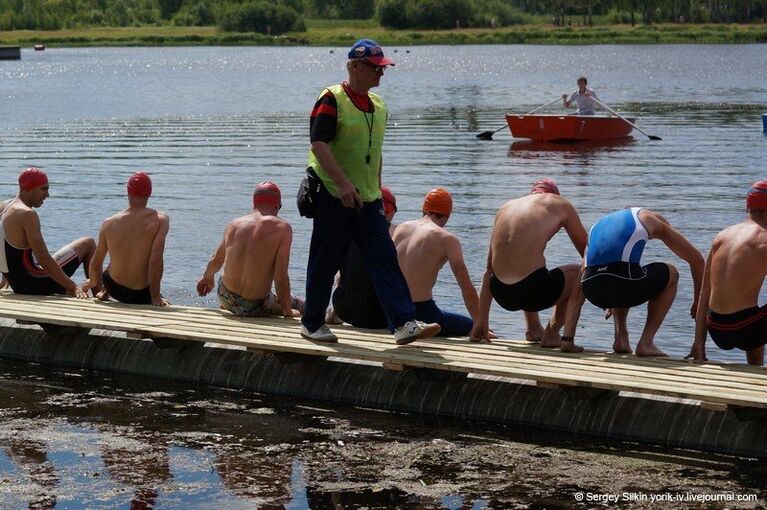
592,97,662,141
476,98,562,141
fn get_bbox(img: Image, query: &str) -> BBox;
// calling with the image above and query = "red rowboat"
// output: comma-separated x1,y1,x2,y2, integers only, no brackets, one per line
505,114,635,142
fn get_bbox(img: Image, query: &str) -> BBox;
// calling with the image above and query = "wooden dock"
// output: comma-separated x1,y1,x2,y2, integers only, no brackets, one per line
0,293,765,412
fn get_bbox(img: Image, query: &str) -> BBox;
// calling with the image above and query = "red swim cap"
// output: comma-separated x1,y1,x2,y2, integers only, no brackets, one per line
253,181,281,209
747,181,767,211
18,167,49,192
422,187,453,217
530,178,560,195
127,171,152,198
381,186,397,216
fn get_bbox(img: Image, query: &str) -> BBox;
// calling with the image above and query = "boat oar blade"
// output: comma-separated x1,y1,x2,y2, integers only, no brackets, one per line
592,97,662,142
476,131,495,140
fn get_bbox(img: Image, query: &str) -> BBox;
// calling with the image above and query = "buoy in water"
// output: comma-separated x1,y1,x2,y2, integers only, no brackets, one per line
34,44,45,51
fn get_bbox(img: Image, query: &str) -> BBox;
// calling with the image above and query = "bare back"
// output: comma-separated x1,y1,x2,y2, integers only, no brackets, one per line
491,193,586,284
708,219,767,313
102,208,165,289
222,213,289,300
392,218,453,302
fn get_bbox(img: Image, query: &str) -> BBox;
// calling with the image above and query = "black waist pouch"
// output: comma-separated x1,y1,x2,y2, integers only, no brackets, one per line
296,167,324,218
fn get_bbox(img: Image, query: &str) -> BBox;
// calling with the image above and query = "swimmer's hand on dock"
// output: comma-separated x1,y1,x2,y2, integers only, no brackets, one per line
81,278,102,298
469,322,494,343
684,342,708,363
67,283,88,299
152,295,170,307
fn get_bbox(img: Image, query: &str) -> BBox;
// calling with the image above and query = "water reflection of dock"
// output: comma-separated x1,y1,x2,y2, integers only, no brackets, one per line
0,293,766,459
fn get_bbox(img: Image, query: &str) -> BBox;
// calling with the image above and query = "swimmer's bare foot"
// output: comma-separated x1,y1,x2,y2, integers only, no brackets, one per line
95,289,110,302
539,327,562,348
612,328,632,354
525,326,544,343
636,343,668,357
560,340,584,353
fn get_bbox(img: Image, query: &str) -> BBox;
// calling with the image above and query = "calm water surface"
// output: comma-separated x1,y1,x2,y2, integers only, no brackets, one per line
1,45,767,507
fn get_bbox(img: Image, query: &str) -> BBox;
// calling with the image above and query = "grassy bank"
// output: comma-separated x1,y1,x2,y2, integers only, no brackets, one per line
1,21,766,47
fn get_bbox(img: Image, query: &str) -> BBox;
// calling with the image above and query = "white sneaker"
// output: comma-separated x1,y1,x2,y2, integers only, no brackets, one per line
394,320,441,345
301,324,338,343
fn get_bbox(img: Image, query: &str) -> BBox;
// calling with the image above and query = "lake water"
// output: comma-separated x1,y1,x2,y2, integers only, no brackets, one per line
1,44,767,507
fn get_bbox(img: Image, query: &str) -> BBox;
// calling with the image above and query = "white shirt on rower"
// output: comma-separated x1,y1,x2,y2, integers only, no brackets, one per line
567,88,598,115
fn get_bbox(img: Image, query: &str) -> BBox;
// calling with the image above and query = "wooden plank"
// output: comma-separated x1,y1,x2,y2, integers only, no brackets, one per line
17,297,766,392
3,296,764,400
701,401,730,412
1,294,767,409
3,300,767,399
10,298,760,393
137,323,767,408
0,296,755,374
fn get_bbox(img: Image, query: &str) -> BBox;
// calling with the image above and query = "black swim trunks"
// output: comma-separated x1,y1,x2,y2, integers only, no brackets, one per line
4,244,80,295
707,306,767,352
489,267,565,312
103,270,151,305
582,262,669,309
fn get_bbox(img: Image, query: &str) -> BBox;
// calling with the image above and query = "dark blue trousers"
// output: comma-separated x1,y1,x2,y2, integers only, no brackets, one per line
413,299,473,337
302,189,415,332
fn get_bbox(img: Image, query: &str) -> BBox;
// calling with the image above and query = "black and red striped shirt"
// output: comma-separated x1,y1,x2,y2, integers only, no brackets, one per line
309,82,375,144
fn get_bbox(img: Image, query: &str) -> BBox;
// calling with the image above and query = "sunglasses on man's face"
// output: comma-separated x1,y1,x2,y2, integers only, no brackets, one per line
360,60,385,73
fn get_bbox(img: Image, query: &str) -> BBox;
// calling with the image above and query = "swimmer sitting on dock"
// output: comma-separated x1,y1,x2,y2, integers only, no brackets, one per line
84,172,170,306
196,181,304,318
471,179,586,351
0,167,95,298
392,188,482,338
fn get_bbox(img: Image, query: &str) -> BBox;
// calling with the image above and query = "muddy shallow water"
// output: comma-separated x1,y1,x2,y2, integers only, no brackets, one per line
0,360,764,509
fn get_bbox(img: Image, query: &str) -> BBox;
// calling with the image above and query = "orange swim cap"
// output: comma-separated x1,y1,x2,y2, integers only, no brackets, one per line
127,171,152,198
747,181,767,211
381,186,397,216
18,167,49,192
253,181,281,209
530,178,559,195
422,187,453,216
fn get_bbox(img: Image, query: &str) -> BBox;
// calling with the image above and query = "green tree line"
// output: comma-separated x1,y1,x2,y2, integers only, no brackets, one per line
0,0,765,32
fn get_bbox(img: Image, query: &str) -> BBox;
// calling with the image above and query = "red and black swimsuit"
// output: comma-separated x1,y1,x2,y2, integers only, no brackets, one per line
707,306,767,352
0,210,80,295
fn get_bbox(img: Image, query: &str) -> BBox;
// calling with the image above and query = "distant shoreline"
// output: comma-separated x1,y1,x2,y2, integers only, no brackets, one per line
1,23,766,47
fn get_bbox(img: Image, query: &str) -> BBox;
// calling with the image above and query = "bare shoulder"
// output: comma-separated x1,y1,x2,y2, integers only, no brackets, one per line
155,210,170,225
637,208,670,236
274,216,293,235
11,203,38,223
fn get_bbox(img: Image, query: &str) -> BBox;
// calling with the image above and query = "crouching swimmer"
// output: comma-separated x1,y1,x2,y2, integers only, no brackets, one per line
689,181,767,365
471,179,586,351
583,207,703,356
